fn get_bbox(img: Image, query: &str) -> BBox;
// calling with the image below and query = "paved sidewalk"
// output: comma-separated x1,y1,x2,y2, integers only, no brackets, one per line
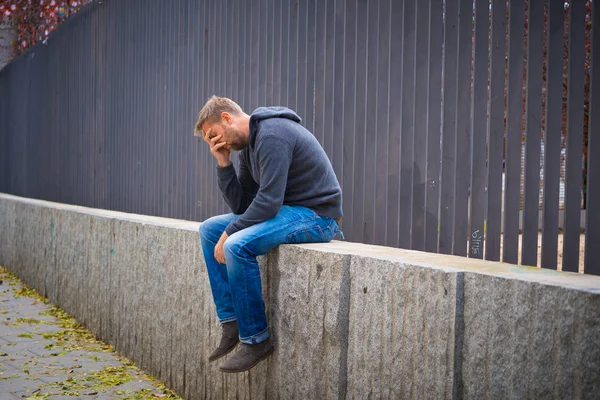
0,266,182,399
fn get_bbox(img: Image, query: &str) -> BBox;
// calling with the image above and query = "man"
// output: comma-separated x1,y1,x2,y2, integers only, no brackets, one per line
195,96,343,373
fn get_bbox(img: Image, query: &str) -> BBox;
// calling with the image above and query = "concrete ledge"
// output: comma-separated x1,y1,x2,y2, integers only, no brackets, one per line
1,193,599,399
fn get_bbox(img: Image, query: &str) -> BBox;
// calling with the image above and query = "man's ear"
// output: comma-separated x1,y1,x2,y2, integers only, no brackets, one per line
221,112,232,124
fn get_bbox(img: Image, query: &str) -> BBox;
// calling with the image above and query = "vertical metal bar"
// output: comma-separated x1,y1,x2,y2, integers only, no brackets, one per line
562,0,586,272
201,0,210,220
586,0,600,275
258,0,267,107
313,0,326,145
411,0,429,251
521,0,544,267
127,1,135,214
453,0,474,257
352,0,368,244
67,16,75,204
296,0,307,122
143,1,151,214
218,0,227,215
363,0,379,245
165,0,173,217
237,0,246,108
242,0,250,109
332,0,346,180
425,0,442,253
541,0,564,270
194,0,206,221
305,0,316,132
179,0,188,218
323,0,335,156
374,0,391,246
470,0,489,259
180,0,189,218
288,0,298,110
265,0,274,106
485,0,507,261
249,0,258,109
342,0,357,241
279,0,289,108
109,2,117,211
439,0,459,254
209,0,217,217
272,0,281,106
90,5,96,208
387,0,404,248
399,0,416,249
101,0,108,209
503,0,525,264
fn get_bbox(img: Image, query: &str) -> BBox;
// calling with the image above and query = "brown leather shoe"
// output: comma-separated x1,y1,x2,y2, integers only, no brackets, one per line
208,321,239,362
219,338,274,373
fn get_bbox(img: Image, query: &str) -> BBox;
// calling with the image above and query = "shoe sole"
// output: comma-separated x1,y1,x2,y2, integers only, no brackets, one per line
219,347,274,373
208,342,240,363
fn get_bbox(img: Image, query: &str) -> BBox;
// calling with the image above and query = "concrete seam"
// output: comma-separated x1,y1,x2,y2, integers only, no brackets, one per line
336,255,351,400
452,272,464,400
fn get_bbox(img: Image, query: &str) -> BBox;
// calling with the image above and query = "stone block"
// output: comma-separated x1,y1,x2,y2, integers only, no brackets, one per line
263,245,352,399
461,273,600,399
110,218,142,362
346,255,459,399
12,202,44,290
0,195,16,268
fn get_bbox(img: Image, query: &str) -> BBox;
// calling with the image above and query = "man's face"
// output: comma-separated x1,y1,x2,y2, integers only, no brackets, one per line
201,115,246,151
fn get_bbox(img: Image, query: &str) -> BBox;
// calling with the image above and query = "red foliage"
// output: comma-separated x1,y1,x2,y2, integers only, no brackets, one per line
1,0,91,56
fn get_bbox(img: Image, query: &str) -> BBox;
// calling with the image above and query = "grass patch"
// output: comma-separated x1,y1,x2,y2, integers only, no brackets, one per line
18,333,35,338
6,317,52,327
49,366,133,392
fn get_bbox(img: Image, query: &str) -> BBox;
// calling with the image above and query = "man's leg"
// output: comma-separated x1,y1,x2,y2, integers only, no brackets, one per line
199,213,241,361
199,213,238,322
219,205,340,372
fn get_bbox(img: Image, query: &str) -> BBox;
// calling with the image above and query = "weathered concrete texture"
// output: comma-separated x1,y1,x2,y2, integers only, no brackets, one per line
265,246,351,399
1,193,600,399
461,273,600,400
347,255,459,399
12,202,46,295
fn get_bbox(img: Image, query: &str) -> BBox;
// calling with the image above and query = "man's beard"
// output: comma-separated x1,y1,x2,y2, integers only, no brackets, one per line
225,126,247,151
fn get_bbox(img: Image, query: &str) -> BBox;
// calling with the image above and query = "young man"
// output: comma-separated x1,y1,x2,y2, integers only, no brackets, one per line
195,96,343,373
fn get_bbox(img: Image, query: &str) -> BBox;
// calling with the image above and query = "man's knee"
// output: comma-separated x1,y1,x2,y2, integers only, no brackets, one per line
223,234,248,260
198,221,212,241
199,215,227,242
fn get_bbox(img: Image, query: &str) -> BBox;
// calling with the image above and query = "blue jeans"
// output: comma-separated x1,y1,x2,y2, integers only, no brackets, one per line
198,205,342,344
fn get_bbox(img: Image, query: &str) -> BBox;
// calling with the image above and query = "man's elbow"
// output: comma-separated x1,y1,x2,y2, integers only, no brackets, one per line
231,199,252,215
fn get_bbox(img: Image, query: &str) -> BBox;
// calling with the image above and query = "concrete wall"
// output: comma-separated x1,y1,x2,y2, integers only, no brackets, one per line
0,193,599,399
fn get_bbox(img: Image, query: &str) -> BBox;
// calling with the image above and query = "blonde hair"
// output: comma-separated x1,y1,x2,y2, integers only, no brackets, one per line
194,96,244,135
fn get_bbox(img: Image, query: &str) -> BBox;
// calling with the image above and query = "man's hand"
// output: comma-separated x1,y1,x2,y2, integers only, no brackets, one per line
204,128,231,167
214,231,229,264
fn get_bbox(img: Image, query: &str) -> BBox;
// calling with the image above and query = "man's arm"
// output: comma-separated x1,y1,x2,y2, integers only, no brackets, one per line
224,136,293,236
216,156,258,215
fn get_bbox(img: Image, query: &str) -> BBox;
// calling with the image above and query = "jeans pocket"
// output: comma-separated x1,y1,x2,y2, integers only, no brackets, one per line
286,225,326,244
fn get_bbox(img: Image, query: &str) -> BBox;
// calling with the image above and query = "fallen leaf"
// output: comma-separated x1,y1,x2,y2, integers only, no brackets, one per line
153,395,167,398
67,369,73,373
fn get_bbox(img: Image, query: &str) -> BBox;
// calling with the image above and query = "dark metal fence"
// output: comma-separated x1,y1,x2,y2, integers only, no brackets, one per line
0,0,598,275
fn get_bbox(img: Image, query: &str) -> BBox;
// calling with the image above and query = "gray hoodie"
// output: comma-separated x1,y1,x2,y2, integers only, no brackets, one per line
216,106,343,236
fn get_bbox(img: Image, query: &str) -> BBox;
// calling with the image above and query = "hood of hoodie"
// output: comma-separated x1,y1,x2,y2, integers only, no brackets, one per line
248,106,302,147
